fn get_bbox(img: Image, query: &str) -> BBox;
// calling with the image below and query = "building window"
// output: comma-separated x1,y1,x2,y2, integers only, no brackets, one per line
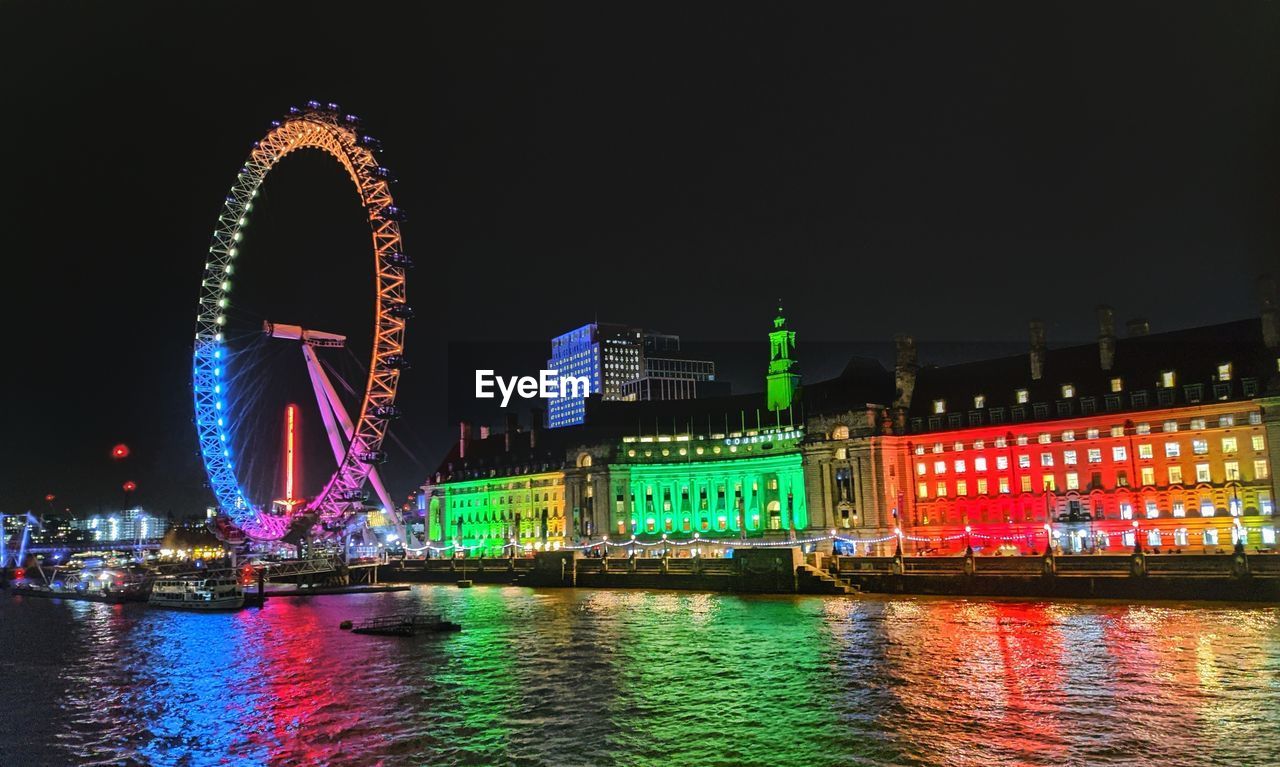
1132,391,1150,408
1062,430,1075,442
956,480,968,496
915,445,925,455
977,478,988,494
1086,428,1100,440
1110,377,1123,393
1192,439,1209,455
948,414,963,428
1043,476,1056,492
1018,454,1031,469
1081,397,1097,415
1145,501,1159,519
1064,450,1078,465
1219,415,1235,428
1204,528,1220,545
1196,463,1211,483
974,440,985,449
1017,435,1029,446
1225,461,1241,481
1110,426,1125,438
934,461,947,474
1040,452,1054,467
936,481,947,497
1163,444,1181,461
1138,444,1153,460
974,394,986,409
933,399,946,414
1263,527,1277,545
1222,437,1237,453
1038,433,1052,444
1214,383,1231,400
1191,418,1206,430
1112,446,1127,462
1253,435,1266,451
1120,503,1133,520
954,442,965,451
996,456,1009,470
1244,379,1260,397
1218,362,1232,381
1105,394,1122,411
1034,403,1050,419
1020,476,1032,493
1168,465,1184,484
1088,449,1102,463
975,457,988,471
1161,370,1176,388
1136,423,1151,435
933,443,944,454
1140,467,1155,486
1016,389,1029,404
1065,472,1079,491
1173,502,1186,518
999,476,1010,494
990,407,1006,424
1117,471,1129,487
995,437,1008,449
954,459,967,473
917,482,929,498
1256,460,1271,480
1183,384,1203,404
1062,383,1075,398
916,462,927,476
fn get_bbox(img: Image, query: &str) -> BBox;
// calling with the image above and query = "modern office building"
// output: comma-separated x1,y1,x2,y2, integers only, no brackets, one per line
69,508,169,542
545,323,721,427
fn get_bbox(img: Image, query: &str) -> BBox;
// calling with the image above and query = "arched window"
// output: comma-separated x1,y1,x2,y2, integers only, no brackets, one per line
832,425,850,440
767,500,782,530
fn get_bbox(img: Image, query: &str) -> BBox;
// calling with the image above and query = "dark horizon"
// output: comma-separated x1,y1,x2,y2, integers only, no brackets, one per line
2,1,1277,516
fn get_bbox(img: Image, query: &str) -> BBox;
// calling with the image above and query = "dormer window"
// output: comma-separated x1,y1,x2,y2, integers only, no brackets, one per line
1015,389,1029,404
933,399,946,414
1061,383,1075,398
1160,370,1176,388
1218,362,1232,381
1110,377,1123,393
974,394,986,409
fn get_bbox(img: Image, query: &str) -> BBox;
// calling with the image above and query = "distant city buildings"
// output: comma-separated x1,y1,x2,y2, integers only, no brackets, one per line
69,508,169,542
546,322,722,427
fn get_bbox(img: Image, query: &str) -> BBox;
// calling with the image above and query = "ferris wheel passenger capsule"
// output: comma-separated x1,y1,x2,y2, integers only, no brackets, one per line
381,354,411,370
358,135,382,151
377,205,406,222
371,404,402,419
357,450,388,465
388,303,415,319
383,251,414,268
306,100,322,110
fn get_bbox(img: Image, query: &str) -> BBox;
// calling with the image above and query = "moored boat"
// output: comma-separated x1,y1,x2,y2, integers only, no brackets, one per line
149,577,245,610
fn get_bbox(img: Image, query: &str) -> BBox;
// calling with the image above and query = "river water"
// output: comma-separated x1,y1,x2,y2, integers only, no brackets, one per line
1,586,1277,767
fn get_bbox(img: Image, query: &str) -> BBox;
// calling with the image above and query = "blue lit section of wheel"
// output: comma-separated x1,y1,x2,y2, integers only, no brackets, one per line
193,102,409,541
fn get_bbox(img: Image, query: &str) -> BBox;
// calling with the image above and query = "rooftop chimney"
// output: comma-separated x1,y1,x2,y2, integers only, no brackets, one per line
1126,318,1150,337
459,421,472,459
1097,305,1116,371
529,407,545,448
504,412,519,452
893,334,918,412
1260,273,1279,350
1029,320,1046,381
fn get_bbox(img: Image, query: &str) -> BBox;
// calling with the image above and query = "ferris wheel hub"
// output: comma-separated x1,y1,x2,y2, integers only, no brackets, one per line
262,320,347,348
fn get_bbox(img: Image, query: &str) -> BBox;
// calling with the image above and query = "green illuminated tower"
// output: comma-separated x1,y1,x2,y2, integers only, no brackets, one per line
766,302,800,413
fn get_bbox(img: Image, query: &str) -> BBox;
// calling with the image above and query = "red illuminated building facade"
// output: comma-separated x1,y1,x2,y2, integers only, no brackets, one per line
805,289,1280,555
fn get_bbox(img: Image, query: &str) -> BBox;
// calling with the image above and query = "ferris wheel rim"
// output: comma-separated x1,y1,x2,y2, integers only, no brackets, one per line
192,104,408,541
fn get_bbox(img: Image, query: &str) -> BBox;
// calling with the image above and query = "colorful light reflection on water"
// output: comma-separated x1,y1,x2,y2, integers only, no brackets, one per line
1,588,1278,766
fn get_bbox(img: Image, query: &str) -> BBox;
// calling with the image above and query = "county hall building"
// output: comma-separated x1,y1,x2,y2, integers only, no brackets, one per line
418,283,1280,558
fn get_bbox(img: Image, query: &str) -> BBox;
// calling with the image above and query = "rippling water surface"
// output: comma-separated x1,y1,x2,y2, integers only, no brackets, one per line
2,586,1278,766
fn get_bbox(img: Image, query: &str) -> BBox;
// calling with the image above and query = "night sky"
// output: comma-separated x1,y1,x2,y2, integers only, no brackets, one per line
1,2,1277,517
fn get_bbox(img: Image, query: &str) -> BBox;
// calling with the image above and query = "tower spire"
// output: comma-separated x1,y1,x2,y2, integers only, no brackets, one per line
766,300,800,412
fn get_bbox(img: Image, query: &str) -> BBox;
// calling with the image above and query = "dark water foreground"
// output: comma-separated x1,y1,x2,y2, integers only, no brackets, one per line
1,586,1277,767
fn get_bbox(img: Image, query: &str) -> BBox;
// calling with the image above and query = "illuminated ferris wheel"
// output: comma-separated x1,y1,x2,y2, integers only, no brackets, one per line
192,102,411,541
